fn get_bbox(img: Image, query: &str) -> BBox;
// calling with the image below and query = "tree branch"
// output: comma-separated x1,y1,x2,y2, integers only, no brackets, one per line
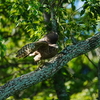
0,32,100,100
53,69,69,100
98,60,100,100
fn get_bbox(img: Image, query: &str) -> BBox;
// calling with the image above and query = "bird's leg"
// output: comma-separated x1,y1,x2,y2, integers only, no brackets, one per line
29,52,36,56
29,51,42,62
34,54,41,62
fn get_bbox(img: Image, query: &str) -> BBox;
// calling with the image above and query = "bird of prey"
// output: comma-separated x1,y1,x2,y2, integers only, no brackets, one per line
16,31,58,62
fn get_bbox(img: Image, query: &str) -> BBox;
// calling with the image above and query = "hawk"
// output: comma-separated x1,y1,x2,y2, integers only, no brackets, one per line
16,31,58,62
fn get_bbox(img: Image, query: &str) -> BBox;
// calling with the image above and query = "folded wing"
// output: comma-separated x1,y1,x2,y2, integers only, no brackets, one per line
16,41,48,58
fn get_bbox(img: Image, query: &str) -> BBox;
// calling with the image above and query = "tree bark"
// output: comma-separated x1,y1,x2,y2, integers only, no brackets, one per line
98,61,100,100
53,69,69,100
0,32,100,100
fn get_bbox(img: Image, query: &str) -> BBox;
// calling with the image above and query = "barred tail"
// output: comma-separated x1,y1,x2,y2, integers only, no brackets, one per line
16,43,35,58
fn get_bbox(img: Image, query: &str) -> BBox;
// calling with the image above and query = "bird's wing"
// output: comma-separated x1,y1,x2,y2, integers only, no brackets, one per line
16,41,48,58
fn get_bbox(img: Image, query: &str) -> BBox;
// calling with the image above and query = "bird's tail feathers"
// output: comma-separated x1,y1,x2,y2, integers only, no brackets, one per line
16,42,35,58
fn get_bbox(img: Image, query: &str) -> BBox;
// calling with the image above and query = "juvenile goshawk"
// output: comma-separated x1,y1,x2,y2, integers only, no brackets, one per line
16,31,58,62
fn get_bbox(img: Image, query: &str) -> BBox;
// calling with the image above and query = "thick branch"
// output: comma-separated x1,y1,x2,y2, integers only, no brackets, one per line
51,7,57,32
0,33,100,100
98,61,100,100
53,69,69,100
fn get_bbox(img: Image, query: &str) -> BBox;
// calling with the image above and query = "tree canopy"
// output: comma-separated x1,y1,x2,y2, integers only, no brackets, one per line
0,0,100,100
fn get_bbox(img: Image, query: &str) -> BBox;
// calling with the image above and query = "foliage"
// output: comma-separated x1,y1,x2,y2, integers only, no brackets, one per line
0,0,100,99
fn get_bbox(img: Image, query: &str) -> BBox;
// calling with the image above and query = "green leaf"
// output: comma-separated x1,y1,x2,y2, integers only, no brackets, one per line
80,9,85,16
71,3,76,11
88,12,93,18
83,2,89,9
